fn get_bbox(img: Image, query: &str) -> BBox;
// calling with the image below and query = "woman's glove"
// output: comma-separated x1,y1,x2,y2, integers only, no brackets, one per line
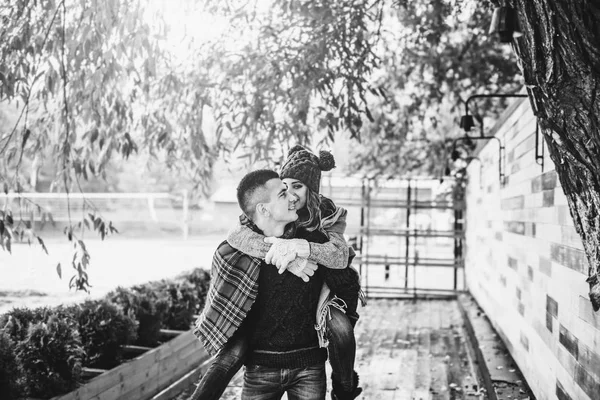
264,237,310,273
286,259,318,282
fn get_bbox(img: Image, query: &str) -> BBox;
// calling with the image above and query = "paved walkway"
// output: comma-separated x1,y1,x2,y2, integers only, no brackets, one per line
182,299,486,399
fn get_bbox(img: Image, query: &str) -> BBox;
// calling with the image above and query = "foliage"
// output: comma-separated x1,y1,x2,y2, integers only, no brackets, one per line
177,268,211,313
0,0,521,185
0,0,383,186
15,315,84,398
0,306,54,341
0,0,385,290
144,280,198,331
0,268,212,397
0,0,161,290
146,269,212,330
0,306,82,398
347,0,523,177
105,286,168,347
196,0,382,157
1,0,524,291
0,331,20,400
60,300,138,369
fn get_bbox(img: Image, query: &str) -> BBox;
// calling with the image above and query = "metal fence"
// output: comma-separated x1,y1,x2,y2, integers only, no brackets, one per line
320,175,465,299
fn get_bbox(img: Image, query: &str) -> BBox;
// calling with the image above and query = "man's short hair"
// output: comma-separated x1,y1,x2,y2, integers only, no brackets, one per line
236,169,280,220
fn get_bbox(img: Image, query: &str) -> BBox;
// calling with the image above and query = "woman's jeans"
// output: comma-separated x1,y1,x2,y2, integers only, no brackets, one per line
190,309,355,399
242,364,326,400
189,330,249,400
326,307,356,392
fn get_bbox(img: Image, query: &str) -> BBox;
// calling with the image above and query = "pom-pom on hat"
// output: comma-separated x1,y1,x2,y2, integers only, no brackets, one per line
280,145,336,193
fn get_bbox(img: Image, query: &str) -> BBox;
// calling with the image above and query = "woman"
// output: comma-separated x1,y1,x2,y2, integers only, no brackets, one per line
191,146,363,400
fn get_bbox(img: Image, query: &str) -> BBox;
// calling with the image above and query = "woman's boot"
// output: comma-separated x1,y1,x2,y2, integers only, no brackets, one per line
331,371,362,400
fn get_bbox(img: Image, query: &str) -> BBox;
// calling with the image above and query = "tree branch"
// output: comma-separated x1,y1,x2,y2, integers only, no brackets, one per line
0,2,64,157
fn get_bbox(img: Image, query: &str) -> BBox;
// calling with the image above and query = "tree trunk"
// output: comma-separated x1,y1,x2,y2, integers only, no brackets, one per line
510,0,600,310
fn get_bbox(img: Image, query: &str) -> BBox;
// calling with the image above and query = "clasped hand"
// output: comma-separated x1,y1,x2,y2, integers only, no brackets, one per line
263,237,316,282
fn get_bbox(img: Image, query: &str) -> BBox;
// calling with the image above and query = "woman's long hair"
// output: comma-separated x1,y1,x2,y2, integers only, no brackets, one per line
296,188,322,232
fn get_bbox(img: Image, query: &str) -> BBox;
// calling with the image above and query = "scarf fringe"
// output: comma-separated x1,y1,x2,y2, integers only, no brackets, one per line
358,288,368,307
315,295,347,348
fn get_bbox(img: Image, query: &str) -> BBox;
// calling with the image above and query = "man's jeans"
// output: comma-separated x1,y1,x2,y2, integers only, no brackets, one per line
242,363,326,400
190,308,355,400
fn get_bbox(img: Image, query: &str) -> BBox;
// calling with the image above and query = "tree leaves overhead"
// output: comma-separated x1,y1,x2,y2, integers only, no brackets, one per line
1,0,164,190
348,0,523,177
0,0,384,291
1,0,384,191
197,0,383,162
1,0,526,290
0,0,525,186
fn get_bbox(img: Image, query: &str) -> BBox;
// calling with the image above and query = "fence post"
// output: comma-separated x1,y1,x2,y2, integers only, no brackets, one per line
148,196,158,222
404,179,412,289
182,189,189,240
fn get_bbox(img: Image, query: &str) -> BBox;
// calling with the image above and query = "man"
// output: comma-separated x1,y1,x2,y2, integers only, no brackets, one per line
195,169,328,399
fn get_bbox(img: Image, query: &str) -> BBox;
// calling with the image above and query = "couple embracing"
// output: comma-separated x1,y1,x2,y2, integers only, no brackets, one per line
193,145,365,400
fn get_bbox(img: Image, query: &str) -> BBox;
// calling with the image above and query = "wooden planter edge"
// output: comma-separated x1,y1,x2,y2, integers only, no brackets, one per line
49,329,210,400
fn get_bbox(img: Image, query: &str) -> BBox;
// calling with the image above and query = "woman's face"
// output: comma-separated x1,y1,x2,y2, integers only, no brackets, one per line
283,178,308,210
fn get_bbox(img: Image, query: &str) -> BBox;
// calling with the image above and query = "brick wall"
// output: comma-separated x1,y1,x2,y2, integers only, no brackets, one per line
465,98,600,400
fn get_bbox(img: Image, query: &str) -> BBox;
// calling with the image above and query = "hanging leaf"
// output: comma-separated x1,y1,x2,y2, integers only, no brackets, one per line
365,107,374,123
37,236,49,255
56,263,62,279
109,221,119,234
21,128,31,149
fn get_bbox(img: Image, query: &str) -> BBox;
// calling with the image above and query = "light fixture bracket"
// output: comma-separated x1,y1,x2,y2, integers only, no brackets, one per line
489,5,523,43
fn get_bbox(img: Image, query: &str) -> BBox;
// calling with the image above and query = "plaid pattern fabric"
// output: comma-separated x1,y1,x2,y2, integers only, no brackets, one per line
193,240,262,356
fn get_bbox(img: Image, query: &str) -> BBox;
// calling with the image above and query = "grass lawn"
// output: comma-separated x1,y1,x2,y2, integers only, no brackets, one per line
0,235,223,313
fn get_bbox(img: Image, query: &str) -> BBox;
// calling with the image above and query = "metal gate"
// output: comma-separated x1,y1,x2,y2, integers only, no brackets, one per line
321,176,465,298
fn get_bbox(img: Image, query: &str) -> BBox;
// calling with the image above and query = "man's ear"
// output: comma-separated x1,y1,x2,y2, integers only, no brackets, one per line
256,203,270,217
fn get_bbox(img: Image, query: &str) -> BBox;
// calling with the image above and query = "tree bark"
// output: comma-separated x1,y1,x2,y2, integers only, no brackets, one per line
509,1,600,309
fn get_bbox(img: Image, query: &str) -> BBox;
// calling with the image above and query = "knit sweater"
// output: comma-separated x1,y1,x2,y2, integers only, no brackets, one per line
245,228,328,369
228,197,363,346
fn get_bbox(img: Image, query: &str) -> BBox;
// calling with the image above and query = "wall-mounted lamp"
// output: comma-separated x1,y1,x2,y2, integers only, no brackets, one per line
534,120,544,172
460,93,529,134
459,115,475,132
525,85,546,172
450,134,506,185
489,5,523,43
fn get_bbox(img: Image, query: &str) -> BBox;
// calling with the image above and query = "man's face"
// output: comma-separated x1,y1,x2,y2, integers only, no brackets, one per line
261,178,299,224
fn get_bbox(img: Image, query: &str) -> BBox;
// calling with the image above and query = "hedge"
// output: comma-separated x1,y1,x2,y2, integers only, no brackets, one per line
61,300,138,369
105,285,169,347
0,331,20,398
0,267,211,400
16,315,85,398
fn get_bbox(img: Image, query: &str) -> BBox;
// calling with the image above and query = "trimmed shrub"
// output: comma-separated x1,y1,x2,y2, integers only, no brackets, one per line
151,280,199,331
0,267,212,398
105,286,168,347
16,315,84,398
177,268,211,314
61,300,138,369
0,306,54,341
0,331,20,400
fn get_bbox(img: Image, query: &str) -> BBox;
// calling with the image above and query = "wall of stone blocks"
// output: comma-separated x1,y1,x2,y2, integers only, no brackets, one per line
464,98,600,400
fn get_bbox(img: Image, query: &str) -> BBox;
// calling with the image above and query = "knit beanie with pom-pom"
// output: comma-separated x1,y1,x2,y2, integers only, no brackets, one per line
280,145,336,194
